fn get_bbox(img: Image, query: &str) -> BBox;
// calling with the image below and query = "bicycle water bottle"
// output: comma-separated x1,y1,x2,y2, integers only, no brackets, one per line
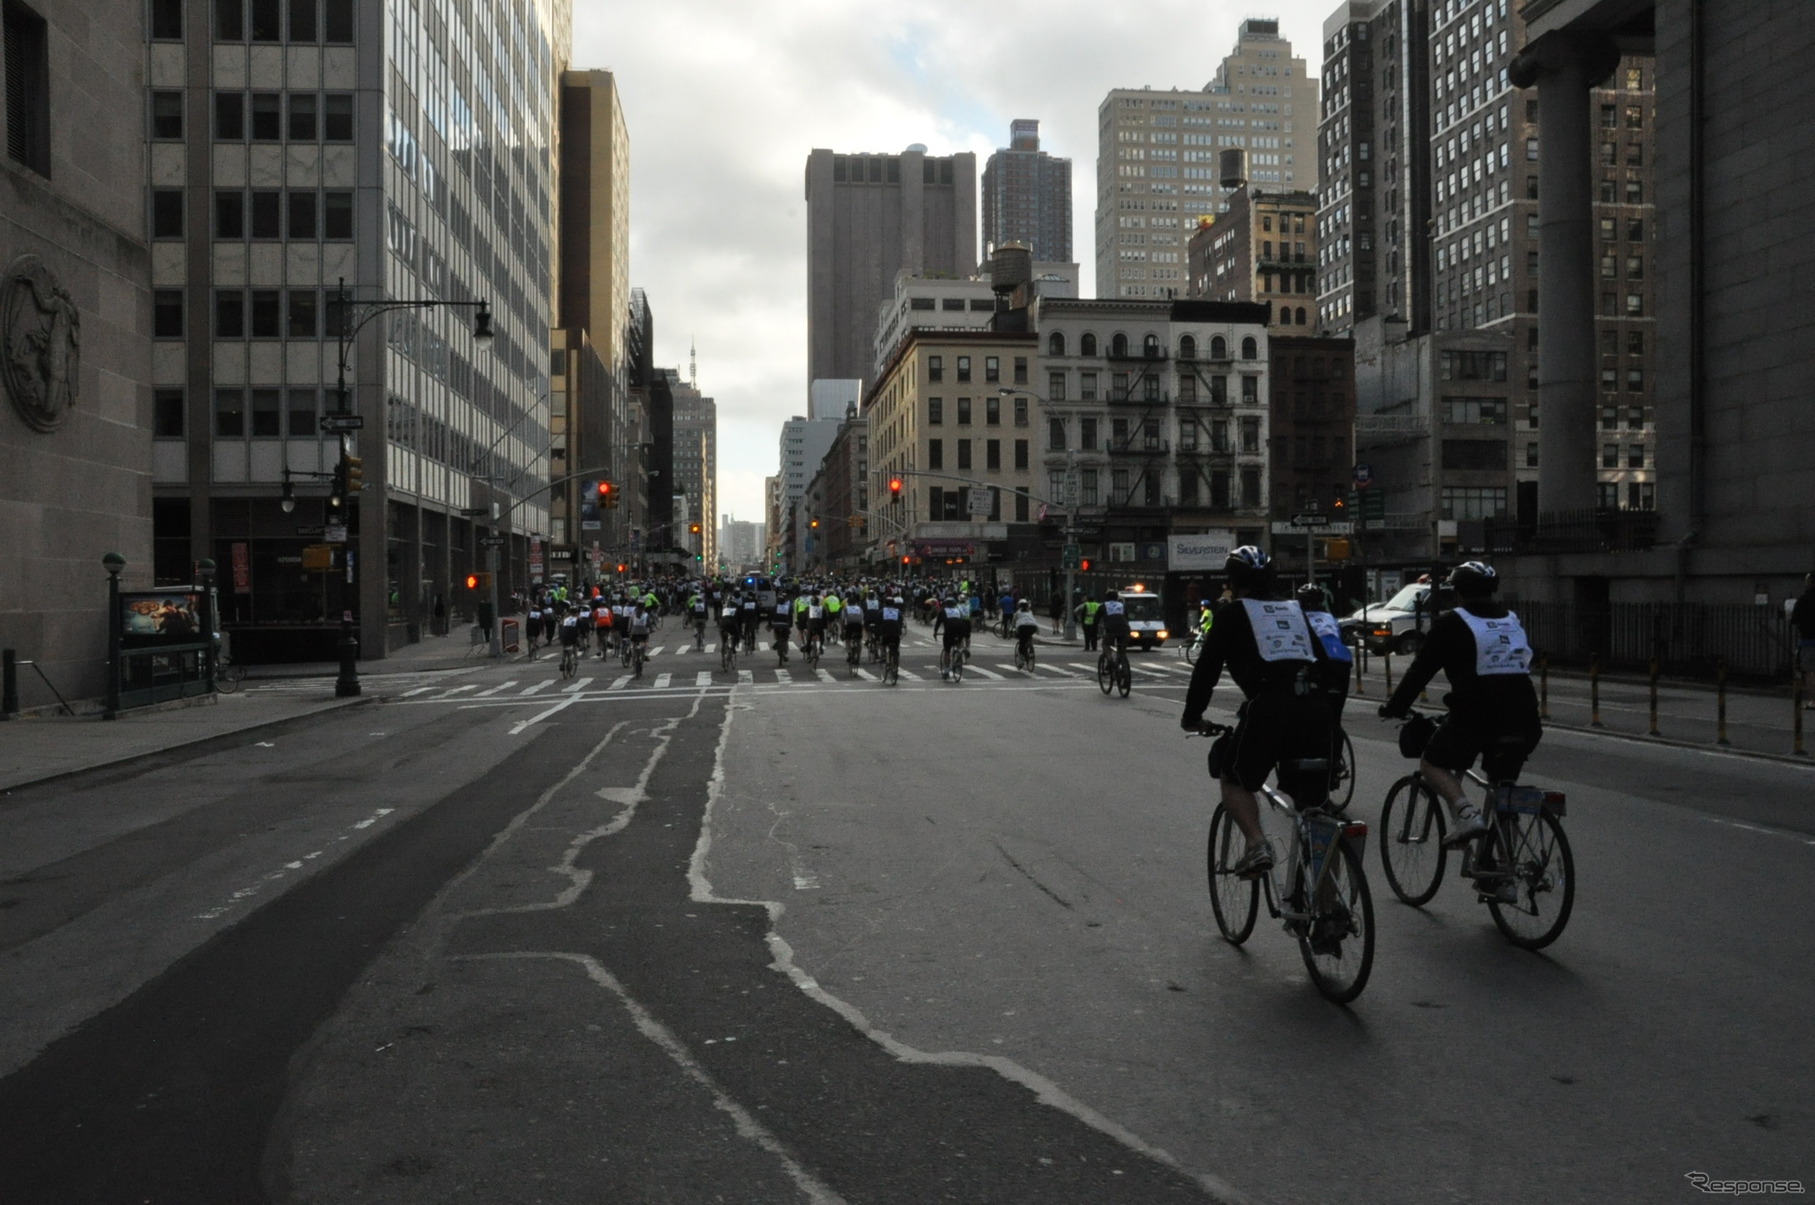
1303,812,1341,884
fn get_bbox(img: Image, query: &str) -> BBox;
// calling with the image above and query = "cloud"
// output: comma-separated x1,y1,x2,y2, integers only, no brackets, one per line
574,0,1330,521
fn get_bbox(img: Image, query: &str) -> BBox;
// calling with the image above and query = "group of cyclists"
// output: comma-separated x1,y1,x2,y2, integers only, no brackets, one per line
1181,546,1541,882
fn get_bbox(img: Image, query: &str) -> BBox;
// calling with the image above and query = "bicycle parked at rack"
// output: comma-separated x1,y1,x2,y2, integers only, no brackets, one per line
212,652,246,693
1377,716,1573,949
1199,724,1376,1004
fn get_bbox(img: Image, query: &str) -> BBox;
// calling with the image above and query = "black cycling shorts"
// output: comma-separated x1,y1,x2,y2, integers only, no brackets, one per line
1222,688,1336,796
1422,709,1541,781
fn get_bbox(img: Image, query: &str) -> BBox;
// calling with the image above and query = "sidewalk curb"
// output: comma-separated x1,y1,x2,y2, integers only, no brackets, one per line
0,696,376,797
1537,717,1812,768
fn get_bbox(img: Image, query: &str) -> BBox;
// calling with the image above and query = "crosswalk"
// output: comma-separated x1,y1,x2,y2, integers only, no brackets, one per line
371,650,1199,704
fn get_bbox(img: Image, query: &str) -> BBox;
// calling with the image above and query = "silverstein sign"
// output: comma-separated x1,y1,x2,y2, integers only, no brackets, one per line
2,254,82,433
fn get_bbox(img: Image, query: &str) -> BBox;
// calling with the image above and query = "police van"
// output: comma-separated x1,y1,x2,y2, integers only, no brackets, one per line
1119,584,1171,649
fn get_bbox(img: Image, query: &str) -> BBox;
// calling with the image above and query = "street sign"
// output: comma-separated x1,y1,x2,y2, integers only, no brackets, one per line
324,523,348,543
294,524,325,536
1061,543,1082,571
967,487,994,516
1272,520,1354,535
1347,488,1387,521
481,536,505,547
1290,512,1332,528
1352,462,1373,486
320,413,364,433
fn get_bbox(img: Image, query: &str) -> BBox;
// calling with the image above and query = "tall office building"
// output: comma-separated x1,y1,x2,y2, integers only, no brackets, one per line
981,120,1072,261
149,0,569,659
669,366,717,568
1095,19,1318,301
804,146,977,385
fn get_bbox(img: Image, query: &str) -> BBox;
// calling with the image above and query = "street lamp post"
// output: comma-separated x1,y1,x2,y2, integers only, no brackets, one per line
1000,387,1082,640
330,278,492,695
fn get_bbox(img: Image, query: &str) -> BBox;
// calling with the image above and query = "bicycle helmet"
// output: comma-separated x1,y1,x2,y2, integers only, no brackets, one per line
1104,589,1119,601
1224,545,1274,590
1295,584,1328,612
1446,560,1499,597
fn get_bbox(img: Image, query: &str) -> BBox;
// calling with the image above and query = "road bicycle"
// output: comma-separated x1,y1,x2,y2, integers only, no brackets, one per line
212,652,246,693
559,642,579,680
773,632,791,666
866,629,883,663
846,632,863,676
1013,633,1036,672
803,632,822,670
1199,725,1376,1004
618,634,633,668
1378,717,1574,949
630,639,646,679
939,644,965,683
1183,627,1210,665
1328,727,1357,811
693,619,706,652
881,641,899,686
1097,642,1132,698
720,631,738,674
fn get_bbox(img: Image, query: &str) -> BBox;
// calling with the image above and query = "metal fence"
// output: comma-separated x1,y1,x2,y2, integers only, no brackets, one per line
1513,600,1796,680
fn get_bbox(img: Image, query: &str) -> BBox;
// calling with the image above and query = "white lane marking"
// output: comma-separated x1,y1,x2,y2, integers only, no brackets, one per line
608,674,633,691
654,673,672,689
965,664,1004,681
738,669,754,686
476,680,518,697
855,668,878,681
1702,815,1815,846
648,646,663,658
402,686,435,697
774,670,793,685
521,680,551,696
896,667,922,680
696,671,712,687
561,677,594,694
690,692,1230,1202
429,684,479,699
1035,662,1078,677
509,690,586,734
194,808,395,920
816,669,837,684
704,642,716,653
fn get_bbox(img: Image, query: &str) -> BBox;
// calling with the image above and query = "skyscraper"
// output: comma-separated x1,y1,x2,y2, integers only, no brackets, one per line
804,146,977,385
981,120,1072,261
670,365,717,569
149,0,569,659
1095,19,1319,300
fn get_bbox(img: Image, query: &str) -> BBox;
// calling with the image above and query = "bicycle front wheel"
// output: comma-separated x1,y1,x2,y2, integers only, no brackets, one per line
214,662,245,693
1116,658,1131,698
1097,656,1114,695
1330,729,1357,811
1486,808,1575,949
1184,636,1200,665
1379,775,1447,905
1207,805,1259,944
1298,838,1375,1005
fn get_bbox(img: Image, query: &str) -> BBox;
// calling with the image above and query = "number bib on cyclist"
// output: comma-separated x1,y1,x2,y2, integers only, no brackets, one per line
1241,598,1316,663
1305,610,1353,664
881,605,901,623
1457,607,1533,675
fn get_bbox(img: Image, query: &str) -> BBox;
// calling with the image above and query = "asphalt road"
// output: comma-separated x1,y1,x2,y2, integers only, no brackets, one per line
0,623,1809,1203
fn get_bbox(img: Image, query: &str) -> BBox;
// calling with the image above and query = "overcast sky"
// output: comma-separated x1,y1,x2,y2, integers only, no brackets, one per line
572,0,1332,525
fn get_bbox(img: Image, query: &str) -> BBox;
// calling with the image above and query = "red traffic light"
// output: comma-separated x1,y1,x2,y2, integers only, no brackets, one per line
888,477,902,499
901,555,910,564
465,574,479,589
1079,559,1091,572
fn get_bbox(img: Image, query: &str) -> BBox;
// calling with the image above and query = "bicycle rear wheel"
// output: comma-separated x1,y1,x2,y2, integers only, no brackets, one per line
1486,808,1574,949
1329,730,1357,811
1097,655,1114,695
1206,805,1259,944
1298,838,1375,1005
1116,657,1131,698
214,662,245,693
1379,774,1447,906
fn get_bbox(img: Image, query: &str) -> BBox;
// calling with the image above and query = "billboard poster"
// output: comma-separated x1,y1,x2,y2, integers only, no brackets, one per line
231,542,251,593
1167,531,1237,572
120,591,207,647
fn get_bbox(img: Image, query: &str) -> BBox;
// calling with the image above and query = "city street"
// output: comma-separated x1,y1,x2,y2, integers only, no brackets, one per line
0,622,1809,1203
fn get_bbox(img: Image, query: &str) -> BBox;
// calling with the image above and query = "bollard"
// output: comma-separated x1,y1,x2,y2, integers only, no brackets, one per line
1383,649,1394,696
1716,657,1730,746
1590,655,1603,728
1353,645,1365,695
1648,655,1661,737
1795,677,1807,758
1539,653,1550,721
1,648,16,718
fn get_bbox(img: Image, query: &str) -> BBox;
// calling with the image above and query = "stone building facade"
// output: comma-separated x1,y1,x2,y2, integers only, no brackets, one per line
1,0,153,707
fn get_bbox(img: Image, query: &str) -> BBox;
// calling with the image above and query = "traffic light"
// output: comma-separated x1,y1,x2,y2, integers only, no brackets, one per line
689,523,701,535
329,461,346,508
342,452,364,496
616,562,627,573
464,572,492,590
1332,486,1346,511
889,477,902,502
1079,558,1091,572
809,518,819,529
901,555,911,565
598,481,618,509
466,573,478,589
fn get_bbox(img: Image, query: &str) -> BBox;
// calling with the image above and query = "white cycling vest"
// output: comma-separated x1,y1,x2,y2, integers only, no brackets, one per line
1305,610,1353,664
1102,600,1126,617
1456,607,1533,676
1241,598,1317,663
881,605,901,622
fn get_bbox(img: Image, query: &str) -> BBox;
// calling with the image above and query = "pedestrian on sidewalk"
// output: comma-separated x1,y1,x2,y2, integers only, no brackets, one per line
432,593,447,636
1794,572,1815,709
1049,589,1064,635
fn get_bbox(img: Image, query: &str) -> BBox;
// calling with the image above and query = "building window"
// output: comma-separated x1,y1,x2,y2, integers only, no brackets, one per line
250,387,282,436
1627,330,1644,355
1240,376,1258,404
1627,444,1645,468
288,288,318,336
1240,416,1260,452
1015,490,1029,522
985,439,1000,470
214,388,246,436
1210,335,1228,359
1013,356,1027,385
250,288,281,337
324,92,354,140
153,289,184,338
1080,332,1098,356
927,355,943,382
215,190,245,238
1210,470,1229,508
1081,468,1099,507
1144,376,1161,401
1178,375,1196,403
985,356,1000,383
1048,417,1066,451
1047,372,1066,402
1440,486,1508,520
1598,481,1620,510
215,290,246,338
288,190,316,238
323,0,354,43
957,440,972,470
1441,396,1509,425
150,0,183,38
1240,468,1261,508
1080,416,1098,450
216,0,245,39
250,92,281,140
957,397,971,425
288,93,317,140
1179,335,1197,360
289,0,317,40
1079,372,1097,401
1526,441,1538,468
250,189,281,238
957,356,971,382
1180,470,1199,505
249,0,281,40
1014,439,1028,469
1626,368,1643,391
214,91,245,139
1625,293,1643,317
151,90,184,140
154,389,185,437
151,189,185,239
1602,443,1619,468
1240,336,1258,360
927,439,943,470
1014,397,1027,427
1048,331,1066,356
927,397,942,425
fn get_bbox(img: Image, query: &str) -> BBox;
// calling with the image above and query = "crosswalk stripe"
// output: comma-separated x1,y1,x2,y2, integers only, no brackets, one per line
649,647,663,657
696,671,712,687
966,664,1004,681
653,673,672,689
430,684,479,699
704,642,716,653
855,668,877,681
562,677,593,693
1035,663,1077,677
475,680,517,697
607,674,632,691
816,668,836,683
896,667,922,681
738,669,754,685
774,669,793,685
521,679,551,695
402,686,434,697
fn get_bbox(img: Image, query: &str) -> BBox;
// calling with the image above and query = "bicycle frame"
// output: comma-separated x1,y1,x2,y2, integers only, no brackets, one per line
1253,782,1369,923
